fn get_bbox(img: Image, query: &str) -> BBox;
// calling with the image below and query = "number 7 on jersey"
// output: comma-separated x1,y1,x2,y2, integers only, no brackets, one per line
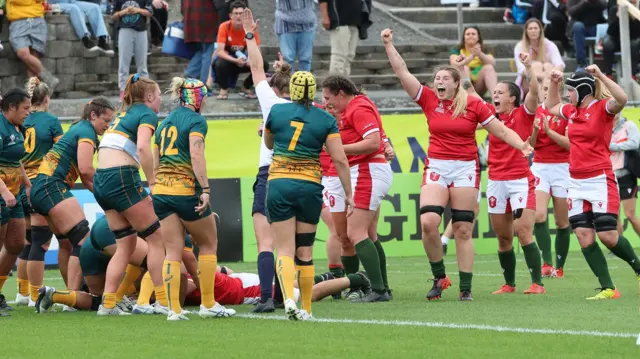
288,121,304,151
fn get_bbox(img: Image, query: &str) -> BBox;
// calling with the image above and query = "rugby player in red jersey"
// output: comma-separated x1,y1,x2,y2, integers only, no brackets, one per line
530,77,571,278
486,53,545,295
546,66,640,300
383,28,532,301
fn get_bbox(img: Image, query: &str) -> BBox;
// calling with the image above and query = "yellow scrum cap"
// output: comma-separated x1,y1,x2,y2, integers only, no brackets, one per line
289,71,317,102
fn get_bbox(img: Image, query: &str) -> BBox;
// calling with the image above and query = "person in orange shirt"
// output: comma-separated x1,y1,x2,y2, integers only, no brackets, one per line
211,2,269,99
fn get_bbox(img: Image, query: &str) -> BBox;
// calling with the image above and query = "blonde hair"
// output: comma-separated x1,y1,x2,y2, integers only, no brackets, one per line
120,74,159,112
594,77,612,100
434,67,467,118
520,18,547,64
26,77,50,107
168,77,186,101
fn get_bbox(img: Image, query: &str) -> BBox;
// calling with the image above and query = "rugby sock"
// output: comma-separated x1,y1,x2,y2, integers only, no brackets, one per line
102,292,116,309
522,242,543,285
136,272,153,306
198,254,217,308
162,260,181,314
29,284,41,302
17,278,29,297
257,251,275,303
354,239,385,293
555,227,571,269
373,240,389,289
276,256,296,302
0,275,7,292
610,235,640,272
347,273,368,288
116,265,142,302
329,264,345,278
314,272,334,284
296,264,314,315
534,221,553,265
498,249,517,287
441,235,450,245
52,290,77,307
429,259,446,279
154,286,168,306
126,283,137,297
459,272,472,292
273,269,284,302
581,242,615,289
341,255,359,275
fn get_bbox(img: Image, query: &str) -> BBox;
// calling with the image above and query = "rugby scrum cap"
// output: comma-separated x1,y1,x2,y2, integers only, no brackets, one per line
180,78,208,112
565,72,595,105
290,71,316,102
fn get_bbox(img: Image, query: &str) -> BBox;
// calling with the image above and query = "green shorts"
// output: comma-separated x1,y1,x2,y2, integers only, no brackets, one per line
470,66,482,81
265,178,323,224
153,194,211,222
30,175,73,216
0,195,25,225
79,239,111,276
93,166,149,213
18,185,33,218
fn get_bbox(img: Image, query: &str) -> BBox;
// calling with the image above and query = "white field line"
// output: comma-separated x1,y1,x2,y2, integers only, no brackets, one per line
236,313,638,339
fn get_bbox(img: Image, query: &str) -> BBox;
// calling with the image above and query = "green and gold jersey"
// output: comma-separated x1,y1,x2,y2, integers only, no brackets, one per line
265,103,339,184
22,112,64,180
100,103,158,163
0,114,25,196
153,107,208,196
38,120,97,187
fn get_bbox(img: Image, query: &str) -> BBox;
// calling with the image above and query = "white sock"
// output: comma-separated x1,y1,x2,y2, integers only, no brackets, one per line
441,236,450,245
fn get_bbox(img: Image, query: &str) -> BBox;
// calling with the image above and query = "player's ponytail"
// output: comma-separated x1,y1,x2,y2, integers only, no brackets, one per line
594,77,612,100
168,77,187,100
78,97,115,124
269,62,292,95
120,74,159,112
26,77,50,107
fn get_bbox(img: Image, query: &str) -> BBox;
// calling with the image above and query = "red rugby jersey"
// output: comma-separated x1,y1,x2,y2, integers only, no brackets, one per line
487,105,535,180
533,104,569,164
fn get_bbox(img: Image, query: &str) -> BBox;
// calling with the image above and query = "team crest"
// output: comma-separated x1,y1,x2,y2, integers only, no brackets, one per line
488,196,497,208
567,198,572,210
436,102,444,113
468,175,473,181
518,197,523,203
429,172,441,182
598,201,603,208
534,176,540,186
329,195,335,208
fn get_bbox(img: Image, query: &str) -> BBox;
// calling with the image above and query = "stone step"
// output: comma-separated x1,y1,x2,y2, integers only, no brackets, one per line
378,0,454,7
429,40,519,58
419,23,524,41
390,7,505,24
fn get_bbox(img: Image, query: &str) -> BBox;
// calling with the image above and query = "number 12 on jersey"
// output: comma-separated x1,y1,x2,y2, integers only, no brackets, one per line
288,121,304,151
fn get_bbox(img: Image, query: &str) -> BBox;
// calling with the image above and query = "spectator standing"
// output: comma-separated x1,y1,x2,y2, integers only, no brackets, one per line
150,0,168,48
449,26,498,97
514,18,565,89
530,0,570,53
47,0,113,55
182,0,219,83
319,0,361,76
567,0,607,71
6,0,59,92
112,0,152,98
212,2,268,99
602,0,640,76
275,0,316,72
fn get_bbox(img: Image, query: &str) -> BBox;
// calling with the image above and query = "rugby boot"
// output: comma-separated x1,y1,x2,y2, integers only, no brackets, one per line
523,283,546,294
459,290,473,301
253,298,275,313
426,276,452,301
541,263,555,277
199,302,236,318
492,284,516,294
586,287,621,300
0,293,14,311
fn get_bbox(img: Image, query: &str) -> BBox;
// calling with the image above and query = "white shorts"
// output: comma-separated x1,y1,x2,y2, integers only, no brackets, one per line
531,162,569,198
422,158,480,189
567,170,619,217
325,162,393,213
487,175,536,214
230,273,300,304
321,176,331,208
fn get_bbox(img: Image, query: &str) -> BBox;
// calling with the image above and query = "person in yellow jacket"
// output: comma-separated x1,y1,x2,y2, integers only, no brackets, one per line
6,0,59,93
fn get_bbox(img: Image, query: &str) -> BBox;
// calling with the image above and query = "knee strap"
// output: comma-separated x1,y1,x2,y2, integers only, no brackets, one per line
512,208,524,220
295,257,313,266
594,213,618,233
420,205,444,216
451,209,475,223
295,232,316,249
18,244,31,260
66,220,90,247
112,227,136,240
28,244,47,261
71,245,81,258
569,212,594,230
29,226,53,261
138,220,160,240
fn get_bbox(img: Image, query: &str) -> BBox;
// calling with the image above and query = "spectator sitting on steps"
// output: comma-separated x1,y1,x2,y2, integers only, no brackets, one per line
47,0,113,55
449,26,498,97
602,0,640,77
6,0,59,93
567,0,607,71
514,18,564,92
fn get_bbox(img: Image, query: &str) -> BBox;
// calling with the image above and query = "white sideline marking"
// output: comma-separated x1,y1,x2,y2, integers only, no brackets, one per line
236,313,638,339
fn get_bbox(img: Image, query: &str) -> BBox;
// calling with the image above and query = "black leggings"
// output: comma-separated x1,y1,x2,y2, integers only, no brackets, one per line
150,7,168,46
213,57,269,90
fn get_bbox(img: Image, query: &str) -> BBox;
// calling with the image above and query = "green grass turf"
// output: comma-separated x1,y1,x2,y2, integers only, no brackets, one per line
1,253,639,358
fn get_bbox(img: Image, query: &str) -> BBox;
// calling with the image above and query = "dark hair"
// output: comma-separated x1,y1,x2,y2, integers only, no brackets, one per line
322,75,363,96
78,97,116,124
500,81,521,107
0,88,30,113
269,63,292,94
229,0,246,11
458,26,485,53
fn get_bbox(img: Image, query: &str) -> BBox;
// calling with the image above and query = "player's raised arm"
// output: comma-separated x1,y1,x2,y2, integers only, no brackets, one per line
382,29,421,100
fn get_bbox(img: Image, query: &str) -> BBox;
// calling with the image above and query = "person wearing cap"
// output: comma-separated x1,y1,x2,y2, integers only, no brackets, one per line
546,66,640,300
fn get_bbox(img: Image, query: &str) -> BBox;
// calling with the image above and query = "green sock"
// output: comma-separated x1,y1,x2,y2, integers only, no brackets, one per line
354,239,385,292
429,260,446,278
498,249,516,287
459,272,472,292
329,265,345,278
609,235,640,272
581,242,615,289
346,273,367,288
341,255,359,275
555,227,571,269
373,240,389,289
534,221,553,265
522,242,543,285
